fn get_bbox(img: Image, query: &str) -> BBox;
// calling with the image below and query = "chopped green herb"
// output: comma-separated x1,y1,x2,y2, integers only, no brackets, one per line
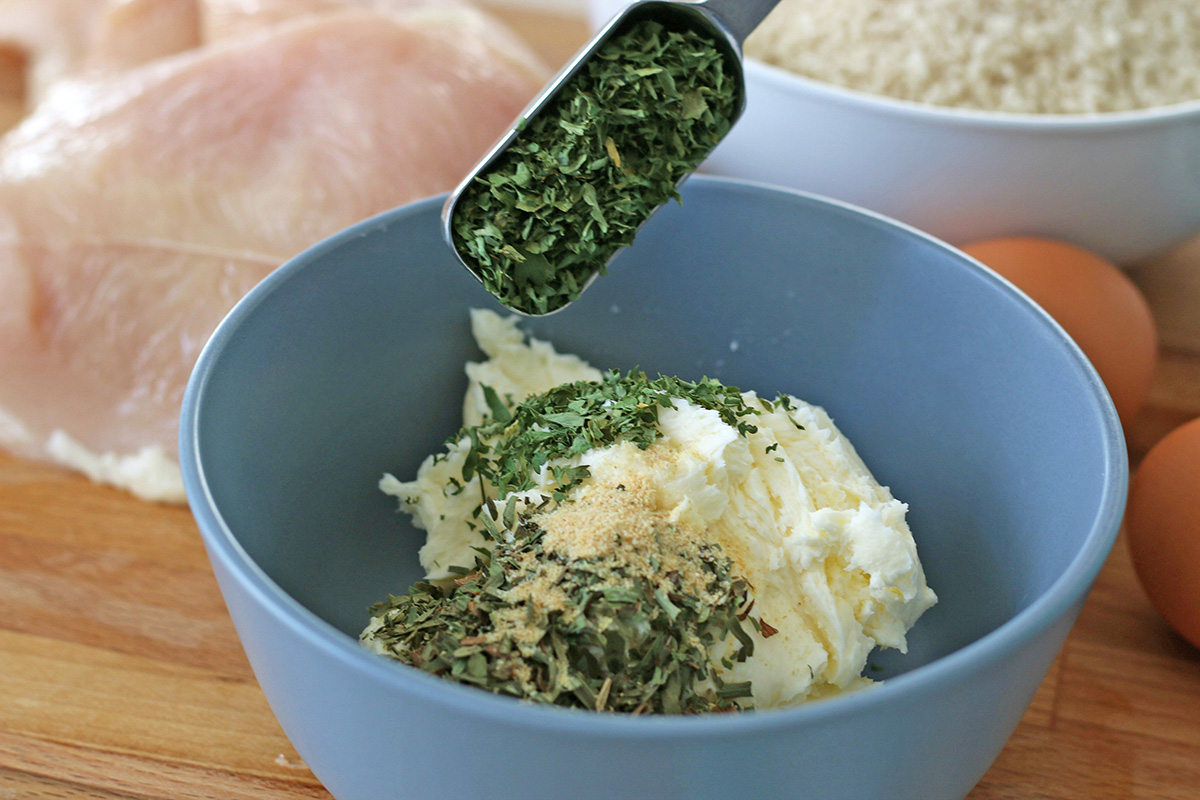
363,517,754,713
449,369,760,511
451,18,738,314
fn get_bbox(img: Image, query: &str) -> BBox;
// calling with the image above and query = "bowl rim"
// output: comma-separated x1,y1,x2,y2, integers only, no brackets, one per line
181,176,1128,738
743,56,1200,129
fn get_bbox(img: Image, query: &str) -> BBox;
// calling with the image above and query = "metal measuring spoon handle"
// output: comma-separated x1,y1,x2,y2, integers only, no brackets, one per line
701,0,782,45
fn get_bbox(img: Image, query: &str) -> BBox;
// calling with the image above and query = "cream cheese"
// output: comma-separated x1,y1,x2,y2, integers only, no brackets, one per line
378,309,937,708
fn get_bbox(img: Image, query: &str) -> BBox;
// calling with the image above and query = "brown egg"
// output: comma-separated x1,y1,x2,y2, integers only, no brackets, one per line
960,237,1158,429
1125,417,1200,649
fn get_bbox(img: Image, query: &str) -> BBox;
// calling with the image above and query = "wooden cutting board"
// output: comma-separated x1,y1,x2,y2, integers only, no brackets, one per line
2,6,1199,799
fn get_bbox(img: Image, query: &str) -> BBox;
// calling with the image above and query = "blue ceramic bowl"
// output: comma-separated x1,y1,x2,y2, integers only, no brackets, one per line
180,176,1125,800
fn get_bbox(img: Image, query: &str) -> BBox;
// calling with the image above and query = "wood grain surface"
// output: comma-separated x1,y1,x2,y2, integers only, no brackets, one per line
2,5,1199,799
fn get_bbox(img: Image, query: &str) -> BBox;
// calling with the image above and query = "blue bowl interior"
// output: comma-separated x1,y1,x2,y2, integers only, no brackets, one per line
188,177,1122,683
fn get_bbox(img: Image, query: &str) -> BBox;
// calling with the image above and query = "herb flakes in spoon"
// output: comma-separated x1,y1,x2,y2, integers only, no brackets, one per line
450,18,738,315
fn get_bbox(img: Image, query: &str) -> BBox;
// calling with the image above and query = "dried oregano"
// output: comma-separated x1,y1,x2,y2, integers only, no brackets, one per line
364,519,755,714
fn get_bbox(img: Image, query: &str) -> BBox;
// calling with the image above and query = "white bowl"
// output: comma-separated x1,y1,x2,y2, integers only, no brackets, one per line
586,0,1200,265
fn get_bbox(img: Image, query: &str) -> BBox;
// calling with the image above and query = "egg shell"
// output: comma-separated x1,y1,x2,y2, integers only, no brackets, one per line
960,237,1158,430
1125,416,1200,650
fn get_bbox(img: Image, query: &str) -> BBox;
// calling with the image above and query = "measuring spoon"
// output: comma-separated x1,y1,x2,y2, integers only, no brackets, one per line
442,0,781,315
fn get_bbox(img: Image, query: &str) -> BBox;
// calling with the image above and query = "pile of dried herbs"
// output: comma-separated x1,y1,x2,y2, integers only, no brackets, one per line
448,371,758,506
445,369,764,512
363,518,756,714
450,18,738,314
362,370,810,712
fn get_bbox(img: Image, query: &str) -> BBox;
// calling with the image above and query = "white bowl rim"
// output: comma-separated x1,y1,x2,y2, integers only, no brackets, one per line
182,176,1128,738
743,55,1200,130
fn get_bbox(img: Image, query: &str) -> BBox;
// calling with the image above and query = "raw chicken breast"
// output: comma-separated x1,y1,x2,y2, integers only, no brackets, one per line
0,0,112,106
0,6,547,501
199,0,471,43
0,0,200,123
85,0,201,73
0,0,469,132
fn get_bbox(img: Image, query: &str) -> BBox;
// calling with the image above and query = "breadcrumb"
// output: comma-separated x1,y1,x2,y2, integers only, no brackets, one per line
746,0,1200,113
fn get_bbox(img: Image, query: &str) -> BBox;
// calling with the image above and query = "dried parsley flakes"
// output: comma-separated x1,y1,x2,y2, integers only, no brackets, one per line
452,369,761,505
450,18,738,315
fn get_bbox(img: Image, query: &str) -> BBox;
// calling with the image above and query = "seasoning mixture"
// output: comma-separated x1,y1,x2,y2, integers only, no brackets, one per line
361,311,938,712
449,18,737,315
746,0,1200,113
364,465,757,713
